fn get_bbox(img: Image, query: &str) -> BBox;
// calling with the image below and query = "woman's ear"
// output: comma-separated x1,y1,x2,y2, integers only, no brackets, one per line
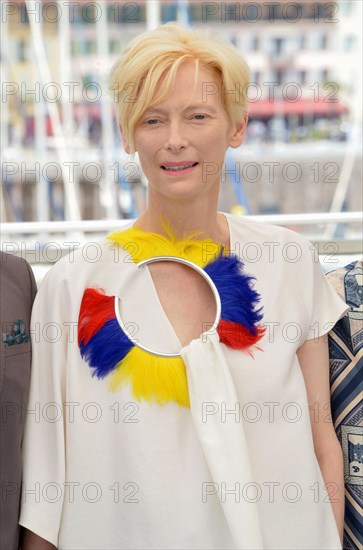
229,113,248,149
119,125,132,154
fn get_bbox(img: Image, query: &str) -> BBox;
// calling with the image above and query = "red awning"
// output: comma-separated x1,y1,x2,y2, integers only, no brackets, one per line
248,99,349,118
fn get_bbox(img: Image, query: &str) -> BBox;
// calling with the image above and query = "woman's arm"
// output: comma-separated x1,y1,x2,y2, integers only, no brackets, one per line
21,528,57,550
297,336,344,544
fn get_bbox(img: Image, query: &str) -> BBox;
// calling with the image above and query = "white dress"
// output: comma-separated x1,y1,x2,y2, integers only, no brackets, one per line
19,214,348,549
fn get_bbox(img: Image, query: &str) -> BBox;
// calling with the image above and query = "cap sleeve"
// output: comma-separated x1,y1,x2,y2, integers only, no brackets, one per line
304,243,349,341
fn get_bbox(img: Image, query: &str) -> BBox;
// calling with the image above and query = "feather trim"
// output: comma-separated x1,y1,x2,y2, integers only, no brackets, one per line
79,226,265,407
78,288,115,346
218,320,265,351
78,288,134,379
107,224,224,267
109,347,189,408
204,254,264,335
80,318,134,379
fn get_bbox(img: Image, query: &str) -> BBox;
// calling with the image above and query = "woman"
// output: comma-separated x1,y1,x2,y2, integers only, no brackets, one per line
21,23,347,549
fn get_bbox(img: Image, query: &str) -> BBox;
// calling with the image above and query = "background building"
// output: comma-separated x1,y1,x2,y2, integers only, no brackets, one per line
1,1,362,238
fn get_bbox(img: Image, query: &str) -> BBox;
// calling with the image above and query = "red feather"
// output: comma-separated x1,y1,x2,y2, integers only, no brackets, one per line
78,288,115,346
218,320,265,350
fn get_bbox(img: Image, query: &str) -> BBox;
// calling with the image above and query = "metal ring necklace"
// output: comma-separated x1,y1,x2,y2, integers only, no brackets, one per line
114,256,222,358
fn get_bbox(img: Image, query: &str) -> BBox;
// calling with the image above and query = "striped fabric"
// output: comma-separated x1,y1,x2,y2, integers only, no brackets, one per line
326,261,363,550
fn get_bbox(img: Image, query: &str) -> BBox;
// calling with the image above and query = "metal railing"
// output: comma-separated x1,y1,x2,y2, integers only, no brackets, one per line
1,212,361,283
1,211,361,235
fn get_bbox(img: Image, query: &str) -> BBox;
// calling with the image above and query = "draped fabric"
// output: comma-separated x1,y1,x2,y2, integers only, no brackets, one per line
181,332,263,549
327,261,363,550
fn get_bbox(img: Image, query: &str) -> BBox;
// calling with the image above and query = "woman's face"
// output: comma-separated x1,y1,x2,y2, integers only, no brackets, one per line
122,62,246,203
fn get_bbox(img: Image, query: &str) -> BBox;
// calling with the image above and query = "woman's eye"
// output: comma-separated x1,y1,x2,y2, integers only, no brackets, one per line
193,114,206,120
145,119,159,125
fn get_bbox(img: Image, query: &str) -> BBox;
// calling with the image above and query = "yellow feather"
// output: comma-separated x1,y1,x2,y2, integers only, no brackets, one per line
109,347,190,408
107,223,225,267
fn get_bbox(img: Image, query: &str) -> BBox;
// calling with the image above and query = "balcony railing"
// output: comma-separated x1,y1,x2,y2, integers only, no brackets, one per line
2,211,361,236
1,212,361,282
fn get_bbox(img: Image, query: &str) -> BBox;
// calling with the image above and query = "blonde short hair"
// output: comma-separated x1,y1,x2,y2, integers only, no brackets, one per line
109,22,251,153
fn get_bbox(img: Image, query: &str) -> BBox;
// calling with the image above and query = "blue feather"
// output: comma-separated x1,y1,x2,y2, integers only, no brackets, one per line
204,254,263,334
80,318,134,379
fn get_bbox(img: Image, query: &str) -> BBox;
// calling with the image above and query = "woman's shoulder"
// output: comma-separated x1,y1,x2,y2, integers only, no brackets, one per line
37,236,132,297
224,212,313,249
223,212,319,273
41,221,136,282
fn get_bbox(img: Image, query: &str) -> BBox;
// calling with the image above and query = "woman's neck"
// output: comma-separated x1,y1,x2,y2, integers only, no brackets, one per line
133,202,230,248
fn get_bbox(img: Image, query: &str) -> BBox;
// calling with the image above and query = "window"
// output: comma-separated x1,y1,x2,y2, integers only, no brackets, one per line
271,38,283,57
71,40,85,56
344,35,356,52
252,72,261,86
222,3,239,22
162,3,177,23
18,39,27,62
271,70,284,86
72,40,94,56
162,3,190,24
299,70,307,85
251,36,260,52
83,74,97,88
245,3,264,21
81,3,98,24
87,40,97,55
321,69,329,82
20,3,29,23
319,34,328,50
109,39,121,54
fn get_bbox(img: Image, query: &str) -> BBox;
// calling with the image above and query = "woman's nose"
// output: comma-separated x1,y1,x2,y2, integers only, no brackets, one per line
165,121,189,151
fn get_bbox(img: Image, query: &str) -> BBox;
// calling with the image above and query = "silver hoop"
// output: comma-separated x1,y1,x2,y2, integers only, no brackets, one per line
114,256,222,357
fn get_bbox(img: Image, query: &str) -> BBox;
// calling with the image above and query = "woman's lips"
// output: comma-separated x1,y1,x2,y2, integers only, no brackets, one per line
161,162,199,175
